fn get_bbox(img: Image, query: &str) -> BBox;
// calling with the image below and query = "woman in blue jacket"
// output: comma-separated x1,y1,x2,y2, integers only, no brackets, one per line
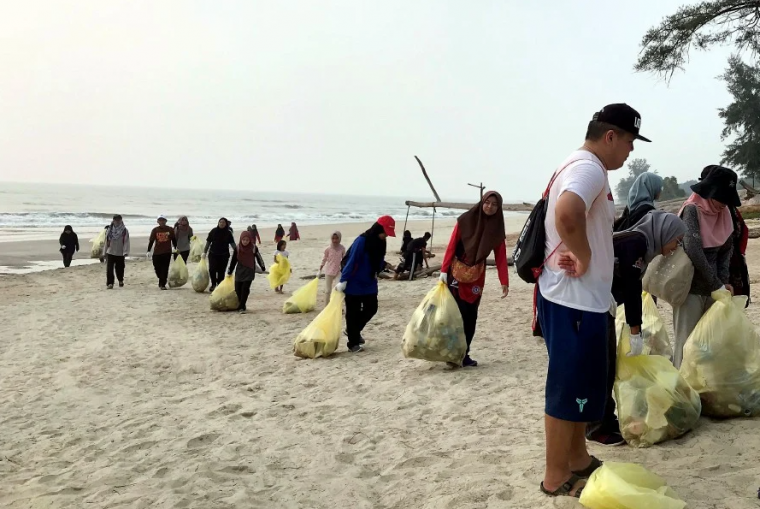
336,216,396,353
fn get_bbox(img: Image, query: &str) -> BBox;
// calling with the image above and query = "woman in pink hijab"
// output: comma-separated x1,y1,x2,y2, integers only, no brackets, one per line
673,165,741,368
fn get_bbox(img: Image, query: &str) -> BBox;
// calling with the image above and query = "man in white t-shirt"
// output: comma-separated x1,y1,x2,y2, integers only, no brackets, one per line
537,104,651,498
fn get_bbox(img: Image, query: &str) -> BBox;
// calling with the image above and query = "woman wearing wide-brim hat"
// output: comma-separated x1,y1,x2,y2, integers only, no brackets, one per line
673,165,741,368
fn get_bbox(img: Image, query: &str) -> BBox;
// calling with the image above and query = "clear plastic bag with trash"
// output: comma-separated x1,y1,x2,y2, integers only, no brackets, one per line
268,254,291,289
283,277,319,314
293,290,345,359
189,236,203,263
168,254,189,288
209,275,239,311
615,292,700,447
579,462,686,509
680,289,760,418
402,281,467,365
90,230,107,259
191,257,210,293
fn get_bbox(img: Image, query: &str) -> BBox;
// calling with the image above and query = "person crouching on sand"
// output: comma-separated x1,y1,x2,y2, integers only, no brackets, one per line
439,192,509,367
104,215,130,289
319,231,345,305
335,216,396,353
59,225,79,268
228,231,266,314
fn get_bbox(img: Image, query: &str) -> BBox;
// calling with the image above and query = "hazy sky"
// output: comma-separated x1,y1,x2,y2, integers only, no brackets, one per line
0,1,736,202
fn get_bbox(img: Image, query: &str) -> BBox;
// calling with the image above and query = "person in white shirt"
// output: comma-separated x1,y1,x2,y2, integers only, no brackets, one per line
537,104,651,498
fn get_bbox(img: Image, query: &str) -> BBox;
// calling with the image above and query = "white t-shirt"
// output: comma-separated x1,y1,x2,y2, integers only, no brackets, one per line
274,249,290,259
538,150,615,313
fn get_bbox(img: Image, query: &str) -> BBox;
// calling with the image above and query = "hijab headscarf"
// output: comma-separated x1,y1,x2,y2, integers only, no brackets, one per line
289,222,299,238
617,211,686,266
331,231,343,246
679,194,734,248
236,231,256,268
60,225,77,247
456,191,506,265
361,222,387,275
627,172,663,212
108,218,126,240
276,224,285,237
177,216,190,231
208,217,230,243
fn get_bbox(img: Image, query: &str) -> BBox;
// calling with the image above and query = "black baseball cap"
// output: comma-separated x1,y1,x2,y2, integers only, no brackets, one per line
592,103,651,142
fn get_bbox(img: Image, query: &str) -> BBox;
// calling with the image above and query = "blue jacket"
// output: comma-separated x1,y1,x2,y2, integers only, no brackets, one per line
340,236,385,295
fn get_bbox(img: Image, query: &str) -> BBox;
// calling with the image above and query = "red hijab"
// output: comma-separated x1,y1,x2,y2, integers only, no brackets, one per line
236,231,256,268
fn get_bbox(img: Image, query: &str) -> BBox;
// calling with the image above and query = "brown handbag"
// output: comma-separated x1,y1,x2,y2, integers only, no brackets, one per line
451,258,485,284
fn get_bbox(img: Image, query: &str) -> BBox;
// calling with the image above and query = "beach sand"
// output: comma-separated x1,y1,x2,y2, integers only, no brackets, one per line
1,219,759,508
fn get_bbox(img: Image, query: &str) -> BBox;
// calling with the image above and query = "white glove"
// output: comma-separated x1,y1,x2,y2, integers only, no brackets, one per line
335,281,347,293
439,272,448,283
146,252,152,261
61,245,66,250
627,333,644,357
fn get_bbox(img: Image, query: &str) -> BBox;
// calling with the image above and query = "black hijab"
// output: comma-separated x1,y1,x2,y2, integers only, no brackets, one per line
209,217,231,243
60,225,77,247
362,222,387,275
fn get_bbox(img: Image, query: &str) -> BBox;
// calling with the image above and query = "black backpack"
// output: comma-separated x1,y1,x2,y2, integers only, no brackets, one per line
513,160,582,284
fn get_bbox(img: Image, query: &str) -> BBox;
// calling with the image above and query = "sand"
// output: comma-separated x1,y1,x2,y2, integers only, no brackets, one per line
1,218,759,508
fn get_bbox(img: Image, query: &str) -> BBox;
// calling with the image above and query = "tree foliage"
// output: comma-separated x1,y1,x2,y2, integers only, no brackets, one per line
635,1,760,79
661,176,687,200
719,55,760,181
615,158,651,201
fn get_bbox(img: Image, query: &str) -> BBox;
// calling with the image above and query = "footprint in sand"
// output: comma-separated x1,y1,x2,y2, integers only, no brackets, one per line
187,433,220,449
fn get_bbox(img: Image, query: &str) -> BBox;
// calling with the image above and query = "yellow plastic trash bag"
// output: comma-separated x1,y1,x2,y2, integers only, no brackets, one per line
402,281,467,365
579,462,686,509
268,254,291,289
90,229,107,259
294,290,345,359
209,275,239,311
615,292,672,359
189,236,203,263
680,289,760,418
191,257,210,293
168,254,189,288
283,278,319,314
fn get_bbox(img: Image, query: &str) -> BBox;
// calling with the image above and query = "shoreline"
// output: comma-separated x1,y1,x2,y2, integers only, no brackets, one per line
0,217,528,274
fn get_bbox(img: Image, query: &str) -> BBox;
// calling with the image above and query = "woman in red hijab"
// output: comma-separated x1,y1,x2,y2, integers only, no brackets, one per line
440,191,510,367
228,231,266,314
288,222,300,241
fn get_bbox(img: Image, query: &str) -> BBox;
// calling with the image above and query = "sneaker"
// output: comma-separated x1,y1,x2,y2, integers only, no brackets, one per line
358,335,366,345
462,356,478,367
348,345,364,353
118,281,124,288
107,284,114,290
160,286,168,291
586,429,626,447
209,285,216,293
238,308,247,314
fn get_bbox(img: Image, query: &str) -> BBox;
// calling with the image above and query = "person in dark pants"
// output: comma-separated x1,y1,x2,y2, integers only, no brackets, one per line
104,215,130,289
335,216,397,353
173,216,194,262
394,232,431,279
439,191,510,367
148,215,177,290
204,217,237,292
558,210,685,446
59,225,79,267
228,230,266,313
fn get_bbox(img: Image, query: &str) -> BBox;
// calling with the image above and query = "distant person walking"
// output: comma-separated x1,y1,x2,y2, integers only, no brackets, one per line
147,215,177,290
613,172,663,231
104,215,130,289
228,231,266,314
319,231,346,305
275,224,286,243
288,222,300,241
336,216,396,353
173,216,194,262
440,192,509,367
247,224,262,245
204,217,237,292
59,225,79,267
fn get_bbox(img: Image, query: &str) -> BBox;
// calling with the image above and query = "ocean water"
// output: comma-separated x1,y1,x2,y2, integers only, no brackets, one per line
0,182,492,242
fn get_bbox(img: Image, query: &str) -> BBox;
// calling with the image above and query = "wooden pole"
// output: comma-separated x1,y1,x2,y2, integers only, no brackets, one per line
431,206,436,253
402,205,410,234
414,156,442,202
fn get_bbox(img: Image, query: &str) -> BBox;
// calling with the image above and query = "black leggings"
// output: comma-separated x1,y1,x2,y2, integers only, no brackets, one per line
235,280,252,310
62,251,73,268
450,285,481,356
173,251,189,263
208,254,229,287
152,253,172,287
345,294,378,348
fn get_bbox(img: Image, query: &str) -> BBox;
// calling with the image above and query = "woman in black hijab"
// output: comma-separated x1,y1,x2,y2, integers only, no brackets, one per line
203,217,237,292
59,225,79,267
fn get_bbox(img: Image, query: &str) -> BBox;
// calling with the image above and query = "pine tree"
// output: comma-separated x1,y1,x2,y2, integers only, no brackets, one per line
719,56,760,182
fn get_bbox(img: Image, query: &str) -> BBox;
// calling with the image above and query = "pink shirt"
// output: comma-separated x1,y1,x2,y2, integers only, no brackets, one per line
321,245,346,276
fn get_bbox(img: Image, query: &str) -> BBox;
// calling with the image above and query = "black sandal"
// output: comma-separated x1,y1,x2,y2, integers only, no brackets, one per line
539,473,585,498
572,455,603,478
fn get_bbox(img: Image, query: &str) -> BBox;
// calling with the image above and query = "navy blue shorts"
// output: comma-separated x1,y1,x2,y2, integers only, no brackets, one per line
537,290,609,422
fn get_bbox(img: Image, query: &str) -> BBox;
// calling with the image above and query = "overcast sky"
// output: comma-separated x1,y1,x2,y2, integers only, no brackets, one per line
0,1,735,202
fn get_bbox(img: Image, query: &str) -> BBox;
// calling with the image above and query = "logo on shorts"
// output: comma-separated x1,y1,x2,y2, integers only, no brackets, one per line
472,286,481,295
576,398,588,413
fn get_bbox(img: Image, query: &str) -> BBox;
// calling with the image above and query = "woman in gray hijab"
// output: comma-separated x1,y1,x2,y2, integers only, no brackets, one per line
558,210,686,447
